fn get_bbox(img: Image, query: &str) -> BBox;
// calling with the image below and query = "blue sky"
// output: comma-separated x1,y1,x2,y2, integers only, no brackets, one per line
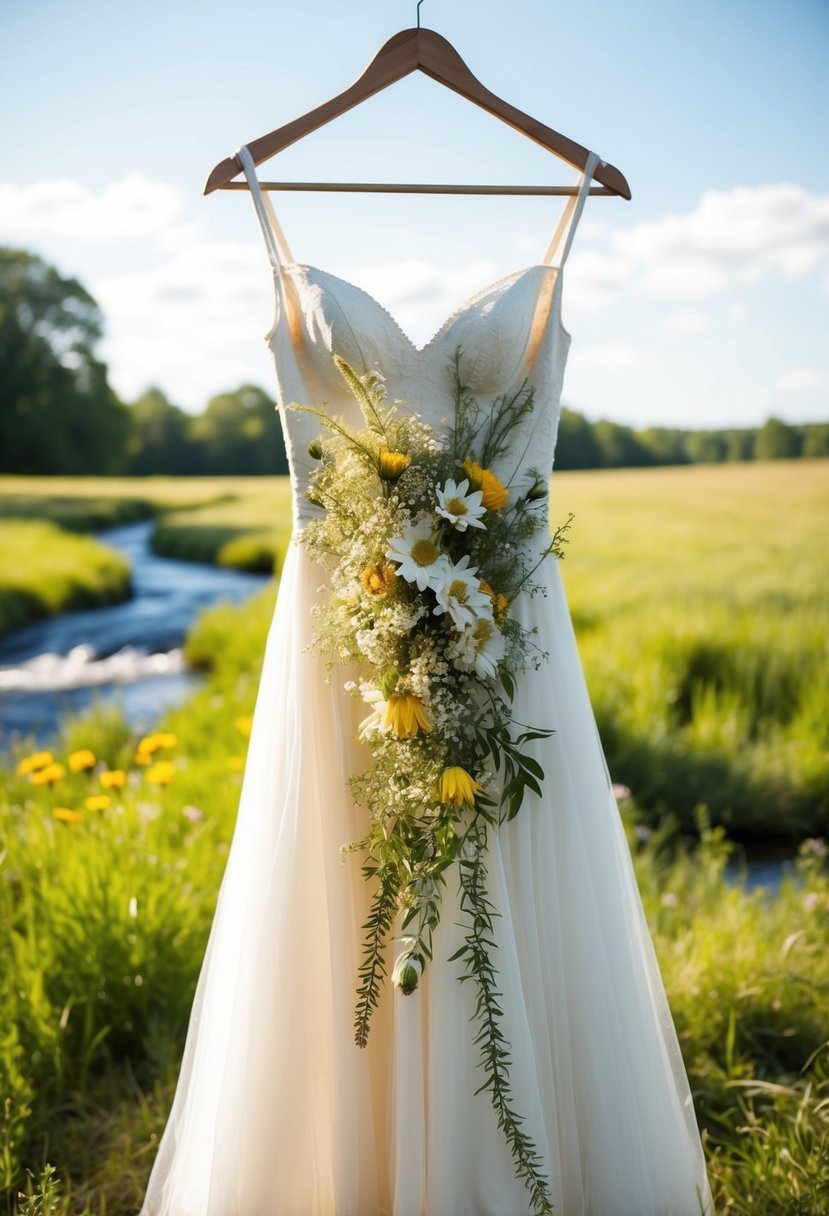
2,0,828,429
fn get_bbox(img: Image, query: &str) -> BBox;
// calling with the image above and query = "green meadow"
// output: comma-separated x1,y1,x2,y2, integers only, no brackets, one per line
0,460,827,1213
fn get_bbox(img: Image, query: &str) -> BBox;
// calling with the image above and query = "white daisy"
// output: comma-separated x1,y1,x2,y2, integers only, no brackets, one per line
450,614,507,680
432,554,492,631
386,517,450,592
357,684,388,740
435,478,486,531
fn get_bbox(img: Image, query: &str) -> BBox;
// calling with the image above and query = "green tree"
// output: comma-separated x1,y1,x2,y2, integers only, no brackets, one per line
554,407,603,469
593,419,656,467
127,387,194,475
754,415,800,460
189,384,289,475
0,247,131,473
801,423,829,458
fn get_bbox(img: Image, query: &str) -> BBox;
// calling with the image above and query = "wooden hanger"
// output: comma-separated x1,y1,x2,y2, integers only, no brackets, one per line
204,26,631,200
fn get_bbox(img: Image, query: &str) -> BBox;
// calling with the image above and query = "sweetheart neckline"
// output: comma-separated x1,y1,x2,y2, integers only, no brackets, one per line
264,261,571,356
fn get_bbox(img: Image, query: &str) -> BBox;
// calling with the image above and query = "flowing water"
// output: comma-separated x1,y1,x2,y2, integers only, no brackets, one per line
0,520,270,750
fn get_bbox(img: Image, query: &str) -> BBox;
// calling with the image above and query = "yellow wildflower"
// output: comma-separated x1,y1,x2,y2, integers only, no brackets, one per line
17,750,54,776
68,748,96,772
227,755,245,771
84,794,111,812
493,593,509,626
53,807,84,824
136,731,177,756
145,760,175,785
383,692,432,739
463,458,509,512
361,561,398,597
377,446,411,480
436,766,482,807
31,762,66,785
234,715,253,737
100,768,126,789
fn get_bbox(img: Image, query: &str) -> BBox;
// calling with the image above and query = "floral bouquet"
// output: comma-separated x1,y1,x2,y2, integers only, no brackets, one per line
291,350,572,1215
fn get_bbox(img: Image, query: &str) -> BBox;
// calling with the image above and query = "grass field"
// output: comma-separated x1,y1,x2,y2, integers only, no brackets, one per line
3,461,825,837
1,573,827,1214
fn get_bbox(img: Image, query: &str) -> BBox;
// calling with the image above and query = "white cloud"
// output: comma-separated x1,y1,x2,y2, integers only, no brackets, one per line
0,172,186,241
567,182,829,305
662,310,710,332
773,368,828,393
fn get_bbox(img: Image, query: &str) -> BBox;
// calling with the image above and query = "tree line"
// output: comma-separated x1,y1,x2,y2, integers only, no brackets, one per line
2,247,827,477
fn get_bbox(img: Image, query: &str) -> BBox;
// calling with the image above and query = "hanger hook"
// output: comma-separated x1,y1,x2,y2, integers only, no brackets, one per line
416,0,424,28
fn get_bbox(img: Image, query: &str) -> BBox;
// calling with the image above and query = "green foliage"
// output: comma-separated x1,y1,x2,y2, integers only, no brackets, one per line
0,248,131,476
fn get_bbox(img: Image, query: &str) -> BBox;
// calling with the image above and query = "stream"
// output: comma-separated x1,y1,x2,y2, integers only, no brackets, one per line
0,519,270,750
0,520,795,891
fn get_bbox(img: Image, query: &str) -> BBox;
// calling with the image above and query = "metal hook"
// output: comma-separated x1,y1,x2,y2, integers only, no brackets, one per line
416,0,424,28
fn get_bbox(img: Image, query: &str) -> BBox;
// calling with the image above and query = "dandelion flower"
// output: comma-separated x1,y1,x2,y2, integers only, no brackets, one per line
53,806,84,824
227,755,245,771
145,760,175,785
383,692,433,738
68,748,96,772
361,561,398,597
386,518,449,592
377,446,411,480
234,715,253,736
100,768,126,789
435,478,486,531
84,794,111,812
31,762,66,785
463,458,509,512
17,750,54,776
436,766,482,807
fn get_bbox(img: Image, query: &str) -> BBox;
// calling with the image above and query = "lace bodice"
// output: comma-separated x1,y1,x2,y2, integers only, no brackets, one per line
235,145,603,525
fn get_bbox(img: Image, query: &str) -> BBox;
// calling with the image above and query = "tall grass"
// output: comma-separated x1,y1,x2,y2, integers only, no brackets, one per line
1,573,827,1213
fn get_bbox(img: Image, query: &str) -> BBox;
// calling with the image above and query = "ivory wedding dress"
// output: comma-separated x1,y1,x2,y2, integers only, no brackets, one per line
138,144,713,1216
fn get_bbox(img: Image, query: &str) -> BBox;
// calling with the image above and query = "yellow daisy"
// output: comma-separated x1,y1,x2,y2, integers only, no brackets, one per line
68,748,97,772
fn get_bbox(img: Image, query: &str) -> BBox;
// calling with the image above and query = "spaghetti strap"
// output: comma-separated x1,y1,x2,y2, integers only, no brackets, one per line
235,144,295,269
543,149,604,269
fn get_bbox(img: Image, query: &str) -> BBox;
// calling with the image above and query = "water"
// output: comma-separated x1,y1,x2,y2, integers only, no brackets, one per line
0,519,271,749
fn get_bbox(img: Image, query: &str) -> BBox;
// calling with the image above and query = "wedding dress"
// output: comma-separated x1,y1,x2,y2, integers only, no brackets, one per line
138,144,713,1216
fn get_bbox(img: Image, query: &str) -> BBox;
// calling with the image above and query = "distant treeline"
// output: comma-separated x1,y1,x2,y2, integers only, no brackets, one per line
2,246,827,476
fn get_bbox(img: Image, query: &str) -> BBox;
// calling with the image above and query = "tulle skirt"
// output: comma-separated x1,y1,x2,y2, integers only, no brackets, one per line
139,534,713,1216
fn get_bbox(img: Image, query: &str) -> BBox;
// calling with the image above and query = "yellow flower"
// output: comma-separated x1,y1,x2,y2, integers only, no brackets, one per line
227,755,245,771
377,446,411,480
383,693,433,739
30,762,66,785
136,731,177,756
100,768,126,789
361,561,398,597
493,593,509,626
68,748,96,772
436,766,482,807
463,458,509,512
234,715,253,737
145,760,175,785
84,794,111,812
17,750,54,776
53,806,84,824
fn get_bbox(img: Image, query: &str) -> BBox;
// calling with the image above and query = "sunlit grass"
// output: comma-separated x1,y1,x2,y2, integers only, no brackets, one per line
0,520,133,637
